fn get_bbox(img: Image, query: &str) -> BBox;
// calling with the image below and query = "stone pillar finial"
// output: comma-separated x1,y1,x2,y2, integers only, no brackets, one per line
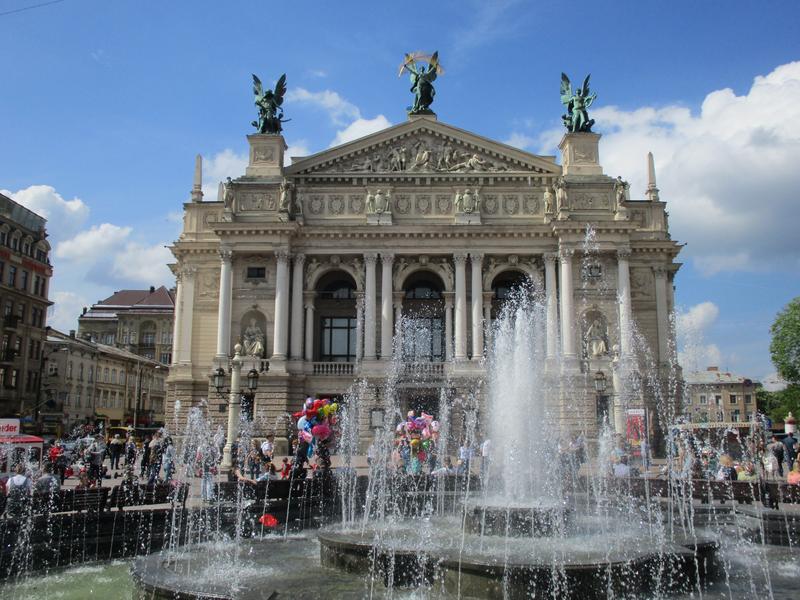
646,152,660,201
191,154,203,202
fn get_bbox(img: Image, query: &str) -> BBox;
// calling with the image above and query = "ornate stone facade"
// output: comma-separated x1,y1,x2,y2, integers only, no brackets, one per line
167,115,681,449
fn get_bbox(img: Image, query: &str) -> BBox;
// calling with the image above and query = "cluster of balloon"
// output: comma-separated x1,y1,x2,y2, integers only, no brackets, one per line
395,410,440,473
258,513,279,528
293,397,339,468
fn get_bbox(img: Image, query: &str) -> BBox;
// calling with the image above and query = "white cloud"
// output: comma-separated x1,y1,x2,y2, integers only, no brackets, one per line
286,87,360,126
201,149,248,200
285,140,310,165
54,223,131,262
47,291,89,333
542,61,800,275
1,185,89,240
676,302,723,371
110,242,174,286
331,115,392,147
503,132,536,150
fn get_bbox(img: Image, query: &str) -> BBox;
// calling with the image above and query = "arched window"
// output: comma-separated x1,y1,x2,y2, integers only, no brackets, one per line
402,273,445,362
316,273,357,362
491,270,530,318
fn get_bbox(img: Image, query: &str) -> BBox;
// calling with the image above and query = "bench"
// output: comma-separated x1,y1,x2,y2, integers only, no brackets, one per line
107,483,189,511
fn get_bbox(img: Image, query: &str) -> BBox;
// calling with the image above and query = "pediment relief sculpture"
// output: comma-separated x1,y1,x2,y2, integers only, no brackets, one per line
301,134,526,175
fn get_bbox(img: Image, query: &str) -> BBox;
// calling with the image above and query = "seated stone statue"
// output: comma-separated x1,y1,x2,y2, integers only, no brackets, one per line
243,318,265,357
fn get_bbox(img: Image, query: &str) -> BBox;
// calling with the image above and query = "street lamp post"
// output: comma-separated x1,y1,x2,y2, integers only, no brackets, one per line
221,344,243,470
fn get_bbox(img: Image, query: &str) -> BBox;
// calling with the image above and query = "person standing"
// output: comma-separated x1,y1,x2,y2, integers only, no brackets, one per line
161,437,176,482
5,464,32,518
139,435,151,478
260,435,274,463
767,435,785,478
782,432,797,473
89,435,107,486
147,432,164,486
125,435,137,467
109,434,124,472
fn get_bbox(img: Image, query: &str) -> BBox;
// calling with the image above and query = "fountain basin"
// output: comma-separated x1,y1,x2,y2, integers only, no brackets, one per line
465,499,571,537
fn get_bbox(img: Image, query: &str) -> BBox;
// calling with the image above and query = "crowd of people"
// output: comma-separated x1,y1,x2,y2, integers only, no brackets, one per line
669,429,800,484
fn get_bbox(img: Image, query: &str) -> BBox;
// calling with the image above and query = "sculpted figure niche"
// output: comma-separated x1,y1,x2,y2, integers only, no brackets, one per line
242,318,266,357
583,317,609,358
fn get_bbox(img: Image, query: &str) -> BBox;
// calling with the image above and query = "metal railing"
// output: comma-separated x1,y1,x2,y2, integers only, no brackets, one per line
400,362,445,378
311,362,354,376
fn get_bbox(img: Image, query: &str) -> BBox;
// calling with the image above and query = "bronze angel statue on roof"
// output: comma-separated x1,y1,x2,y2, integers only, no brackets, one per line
398,51,444,114
560,73,597,133
251,73,288,134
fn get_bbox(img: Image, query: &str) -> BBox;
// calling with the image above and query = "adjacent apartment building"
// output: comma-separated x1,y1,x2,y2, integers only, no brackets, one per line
0,193,52,423
684,366,758,424
77,286,175,365
43,328,168,435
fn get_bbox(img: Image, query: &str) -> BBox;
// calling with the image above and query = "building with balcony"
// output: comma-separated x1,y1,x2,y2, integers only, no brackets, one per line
78,286,175,365
44,328,168,433
684,366,759,424
0,193,52,423
168,111,681,450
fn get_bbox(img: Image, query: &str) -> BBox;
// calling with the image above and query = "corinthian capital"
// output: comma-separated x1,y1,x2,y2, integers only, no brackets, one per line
381,253,395,266
364,252,378,265
453,252,468,265
275,249,290,262
470,252,484,265
219,246,233,262
293,253,306,266
558,247,574,260
617,247,632,260
543,251,559,265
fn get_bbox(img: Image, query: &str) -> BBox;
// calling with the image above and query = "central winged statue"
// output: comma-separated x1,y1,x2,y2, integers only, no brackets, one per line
398,51,444,115
251,73,288,134
560,73,597,133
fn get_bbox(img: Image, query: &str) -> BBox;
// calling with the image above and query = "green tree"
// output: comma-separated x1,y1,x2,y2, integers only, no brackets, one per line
757,385,800,424
770,297,800,383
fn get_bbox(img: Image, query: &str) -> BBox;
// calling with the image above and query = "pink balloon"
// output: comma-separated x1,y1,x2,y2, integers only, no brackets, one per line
312,424,331,441
300,430,313,443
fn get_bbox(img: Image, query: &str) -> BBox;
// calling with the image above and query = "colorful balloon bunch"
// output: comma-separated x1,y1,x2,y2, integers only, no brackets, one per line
395,410,440,473
293,397,339,459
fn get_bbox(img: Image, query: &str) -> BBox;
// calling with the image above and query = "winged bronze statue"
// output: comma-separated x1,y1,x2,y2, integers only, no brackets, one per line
560,73,597,133
251,73,288,134
398,51,444,115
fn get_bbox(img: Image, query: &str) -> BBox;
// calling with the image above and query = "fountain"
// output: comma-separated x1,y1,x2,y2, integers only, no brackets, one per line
3,246,797,599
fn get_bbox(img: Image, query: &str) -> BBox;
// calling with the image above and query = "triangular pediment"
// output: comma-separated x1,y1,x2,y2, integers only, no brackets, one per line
284,116,560,177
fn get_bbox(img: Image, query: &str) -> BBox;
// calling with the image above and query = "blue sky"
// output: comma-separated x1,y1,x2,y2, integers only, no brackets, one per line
1,0,799,379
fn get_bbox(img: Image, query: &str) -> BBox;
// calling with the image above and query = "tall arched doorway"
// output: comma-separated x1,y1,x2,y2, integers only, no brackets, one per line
401,272,445,362
314,271,357,362
490,270,531,319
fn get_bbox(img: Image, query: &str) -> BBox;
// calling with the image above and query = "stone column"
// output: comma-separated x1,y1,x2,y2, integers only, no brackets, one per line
303,292,315,362
470,253,484,360
355,292,364,362
363,253,378,360
617,247,633,356
612,354,625,434
215,247,233,359
653,266,669,365
170,270,184,366
453,253,468,361
483,291,493,353
544,252,559,361
290,254,305,360
444,292,454,361
558,247,576,359
221,344,242,469
380,253,394,359
271,250,290,360
178,266,196,364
